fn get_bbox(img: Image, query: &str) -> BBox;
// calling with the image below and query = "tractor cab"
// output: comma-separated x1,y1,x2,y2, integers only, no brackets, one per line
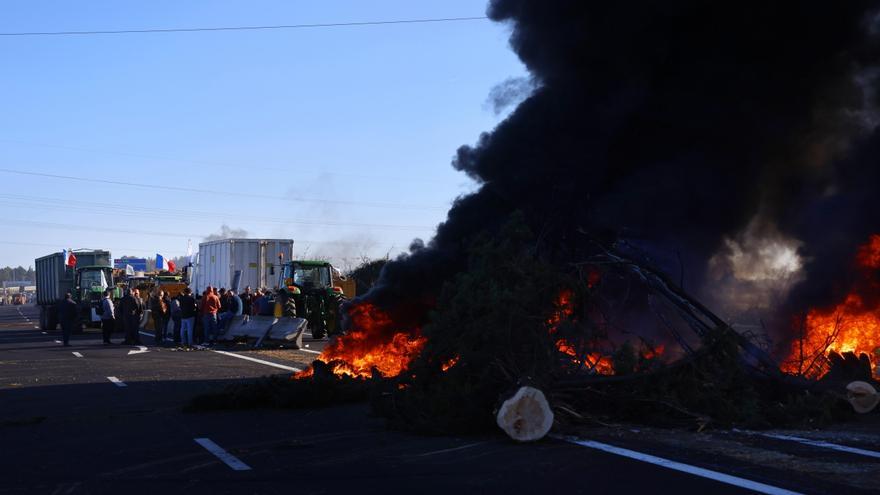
282,261,334,292
74,265,117,326
277,260,353,339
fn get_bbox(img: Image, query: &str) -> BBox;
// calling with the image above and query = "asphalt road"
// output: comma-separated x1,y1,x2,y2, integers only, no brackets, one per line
1,304,877,494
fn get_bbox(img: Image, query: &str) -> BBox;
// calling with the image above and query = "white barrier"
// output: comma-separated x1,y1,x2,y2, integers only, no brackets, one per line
267,317,308,349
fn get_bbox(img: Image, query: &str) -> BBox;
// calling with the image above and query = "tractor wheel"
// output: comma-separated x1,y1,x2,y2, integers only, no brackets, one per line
282,296,297,318
311,319,327,339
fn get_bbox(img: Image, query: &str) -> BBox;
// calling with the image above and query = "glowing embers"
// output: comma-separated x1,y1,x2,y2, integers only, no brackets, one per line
783,234,880,377
548,289,615,375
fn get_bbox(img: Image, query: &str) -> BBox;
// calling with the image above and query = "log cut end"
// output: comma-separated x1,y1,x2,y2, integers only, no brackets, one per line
846,381,879,414
496,386,554,442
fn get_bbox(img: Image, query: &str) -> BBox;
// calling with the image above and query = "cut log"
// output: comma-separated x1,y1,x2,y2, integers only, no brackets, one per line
846,381,879,414
496,386,554,442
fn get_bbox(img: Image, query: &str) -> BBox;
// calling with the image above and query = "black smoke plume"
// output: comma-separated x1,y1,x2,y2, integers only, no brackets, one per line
354,1,880,347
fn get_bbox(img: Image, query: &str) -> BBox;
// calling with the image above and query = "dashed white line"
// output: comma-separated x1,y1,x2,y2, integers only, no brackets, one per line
54,340,61,344
194,438,252,471
299,348,321,355
557,436,803,495
72,352,83,358
211,350,302,372
107,376,127,387
757,432,880,460
41,331,47,335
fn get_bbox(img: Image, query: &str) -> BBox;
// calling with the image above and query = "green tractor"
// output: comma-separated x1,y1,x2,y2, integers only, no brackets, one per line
74,265,119,330
276,260,355,339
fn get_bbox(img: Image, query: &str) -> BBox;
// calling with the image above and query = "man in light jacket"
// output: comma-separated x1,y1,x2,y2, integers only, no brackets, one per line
101,289,115,345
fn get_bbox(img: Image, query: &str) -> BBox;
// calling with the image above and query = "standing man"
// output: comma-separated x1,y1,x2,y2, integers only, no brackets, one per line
101,289,115,345
150,290,169,345
57,292,77,347
169,296,182,345
202,285,221,345
178,287,197,347
120,288,145,345
240,286,253,316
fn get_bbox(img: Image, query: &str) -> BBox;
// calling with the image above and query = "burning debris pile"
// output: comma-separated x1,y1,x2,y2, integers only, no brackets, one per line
195,1,880,436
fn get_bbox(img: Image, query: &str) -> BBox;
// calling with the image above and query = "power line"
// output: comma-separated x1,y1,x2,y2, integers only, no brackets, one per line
0,193,435,232
0,218,406,248
0,168,447,211
0,139,452,185
0,16,488,37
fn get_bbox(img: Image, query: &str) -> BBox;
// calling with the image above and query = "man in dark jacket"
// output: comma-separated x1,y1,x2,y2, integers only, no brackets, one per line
57,292,78,347
177,287,197,347
240,286,253,316
119,288,145,345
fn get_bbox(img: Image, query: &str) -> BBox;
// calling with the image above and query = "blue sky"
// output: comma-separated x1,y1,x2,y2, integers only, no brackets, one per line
0,1,526,270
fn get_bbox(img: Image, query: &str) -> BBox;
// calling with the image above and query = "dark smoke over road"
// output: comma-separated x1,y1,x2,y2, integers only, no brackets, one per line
356,1,880,345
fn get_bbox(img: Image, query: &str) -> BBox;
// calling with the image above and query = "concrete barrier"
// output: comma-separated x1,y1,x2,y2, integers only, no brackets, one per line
217,315,247,340
267,317,308,349
220,315,276,341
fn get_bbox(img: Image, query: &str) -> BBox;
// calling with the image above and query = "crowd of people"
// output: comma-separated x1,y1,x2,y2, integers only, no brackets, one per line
96,285,279,348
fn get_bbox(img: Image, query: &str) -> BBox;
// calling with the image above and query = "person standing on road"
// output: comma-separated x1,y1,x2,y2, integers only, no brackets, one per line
57,292,77,347
120,288,145,345
178,287,197,347
169,296,182,345
240,286,253,316
250,290,263,316
202,285,221,345
100,289,115,345
150,289,169,345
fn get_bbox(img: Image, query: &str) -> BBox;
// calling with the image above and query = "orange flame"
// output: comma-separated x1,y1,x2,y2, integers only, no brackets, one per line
782,234,880,376
296,302,427,379
548,289,615,375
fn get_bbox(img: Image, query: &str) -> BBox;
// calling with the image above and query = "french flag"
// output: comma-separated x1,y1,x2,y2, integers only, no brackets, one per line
63,249,77,268
157,254,176,272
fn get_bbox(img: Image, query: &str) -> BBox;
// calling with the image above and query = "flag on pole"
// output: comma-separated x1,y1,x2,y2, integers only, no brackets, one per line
62,249,69,266
156,254,167,271
168,260,177,272
67,249,77,268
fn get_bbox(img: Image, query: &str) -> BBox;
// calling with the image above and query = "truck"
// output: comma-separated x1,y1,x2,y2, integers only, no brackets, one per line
276,259,356,339
35,250,116,331
191,239,294,295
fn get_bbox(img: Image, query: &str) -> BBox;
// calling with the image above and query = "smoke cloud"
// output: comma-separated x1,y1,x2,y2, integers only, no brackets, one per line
356,1,880,346
203,224,249,242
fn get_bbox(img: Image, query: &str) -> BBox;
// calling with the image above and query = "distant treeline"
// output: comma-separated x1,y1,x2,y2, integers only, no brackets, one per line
0,266,35,284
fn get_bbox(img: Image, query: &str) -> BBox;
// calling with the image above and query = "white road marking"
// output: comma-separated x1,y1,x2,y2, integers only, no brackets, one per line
211,350,302,372
54,340,61,344
299,348,321,355
557,436,802,495
193,438,252,471
415,441,490,457
127,346,149,355
34,325,40,329
72,352,83,358
107,376,127,387
757,432,880,460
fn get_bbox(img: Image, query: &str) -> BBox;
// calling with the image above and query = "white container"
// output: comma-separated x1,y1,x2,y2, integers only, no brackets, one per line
192,239,293,294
